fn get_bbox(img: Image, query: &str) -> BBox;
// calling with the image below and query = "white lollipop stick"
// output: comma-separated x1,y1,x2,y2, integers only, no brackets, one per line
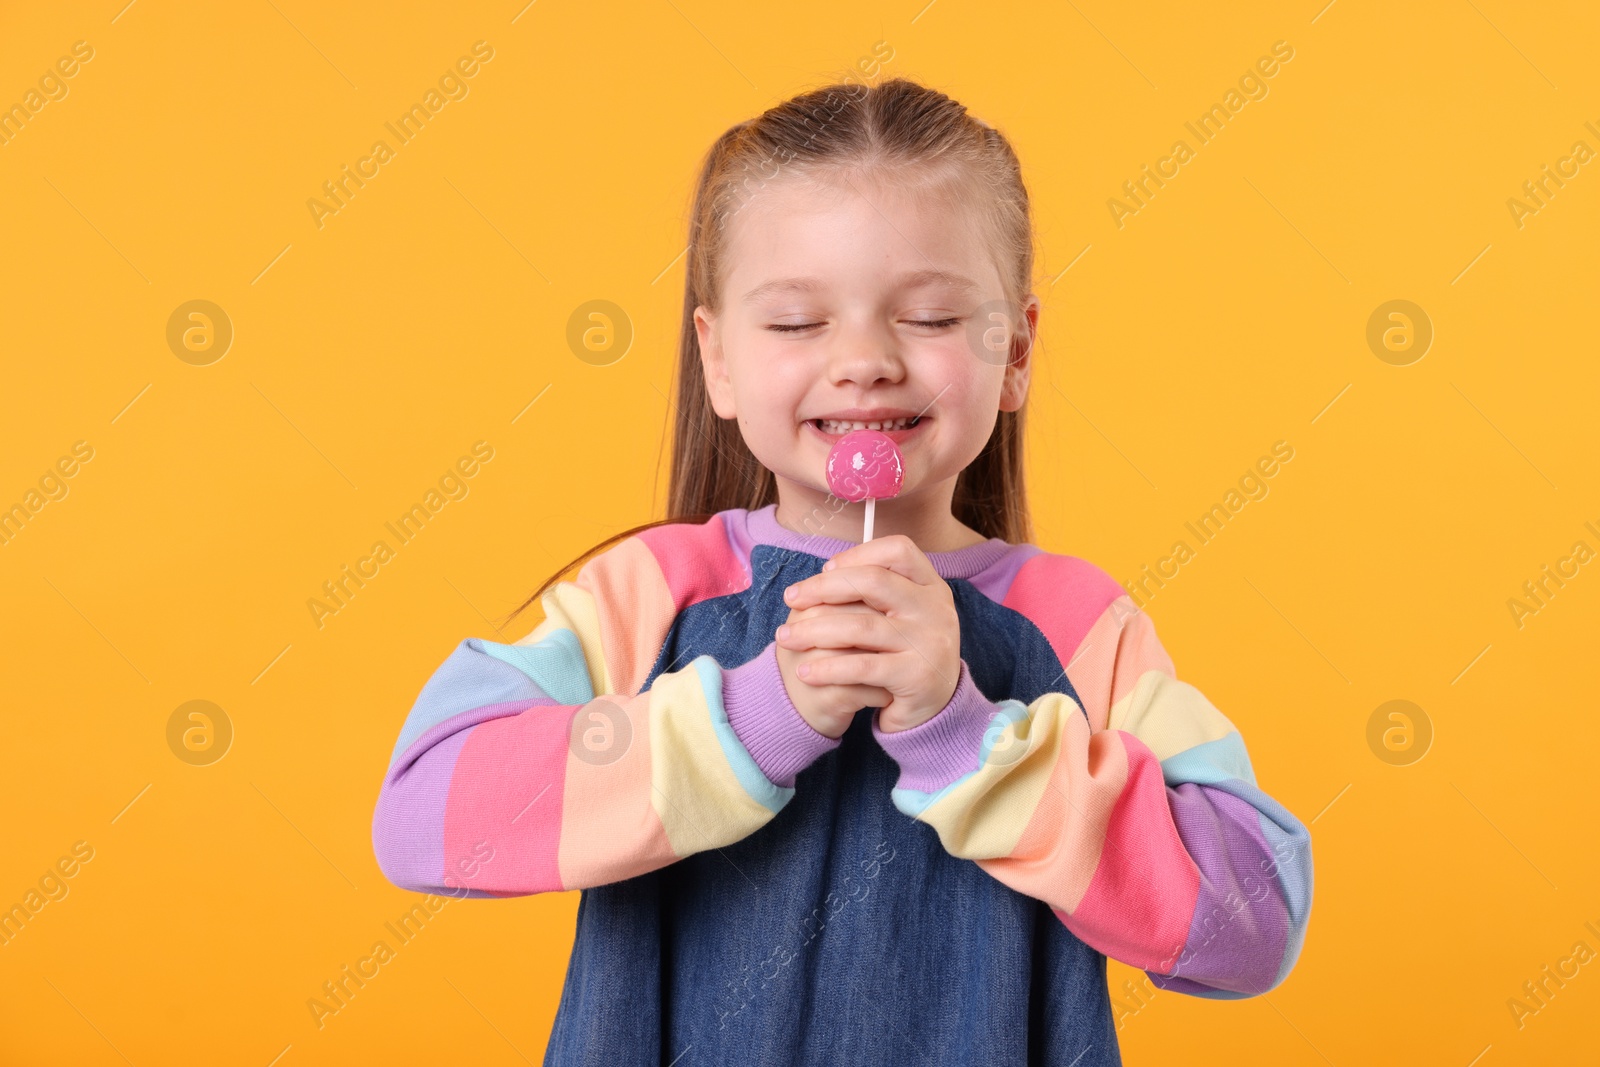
863,498,876,543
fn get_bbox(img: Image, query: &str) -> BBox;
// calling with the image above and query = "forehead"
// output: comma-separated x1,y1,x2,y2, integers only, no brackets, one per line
719,170,1001,304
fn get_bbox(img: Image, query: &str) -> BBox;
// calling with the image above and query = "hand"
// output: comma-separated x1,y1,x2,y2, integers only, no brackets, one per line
776,534,961,733
774,602,892,739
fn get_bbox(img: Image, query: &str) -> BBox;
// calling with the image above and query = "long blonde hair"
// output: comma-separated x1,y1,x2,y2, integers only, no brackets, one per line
504,77,1037,627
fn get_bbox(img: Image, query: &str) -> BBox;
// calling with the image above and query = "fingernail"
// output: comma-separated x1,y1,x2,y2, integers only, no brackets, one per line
776,625,790,640
783,586,795,601
797,663,810,678
822,560,835,571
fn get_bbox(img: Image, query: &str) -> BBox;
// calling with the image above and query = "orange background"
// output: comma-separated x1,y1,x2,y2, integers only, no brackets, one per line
3,1,1598,1063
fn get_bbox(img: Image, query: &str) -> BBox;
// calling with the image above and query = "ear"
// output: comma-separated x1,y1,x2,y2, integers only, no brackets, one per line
695,305,737,419
998,295,1038,413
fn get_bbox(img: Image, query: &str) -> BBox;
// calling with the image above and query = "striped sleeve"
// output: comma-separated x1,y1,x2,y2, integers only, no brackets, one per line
870,554,1313,997
371,526,838,898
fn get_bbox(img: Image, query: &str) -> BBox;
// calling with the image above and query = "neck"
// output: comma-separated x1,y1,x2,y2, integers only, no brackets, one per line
770,472,988,553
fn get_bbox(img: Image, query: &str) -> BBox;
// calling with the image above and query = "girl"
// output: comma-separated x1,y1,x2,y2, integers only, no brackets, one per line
372,77,1312,1066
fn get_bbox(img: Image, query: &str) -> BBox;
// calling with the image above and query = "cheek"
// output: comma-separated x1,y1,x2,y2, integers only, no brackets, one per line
924,351,1007,463
736,342,811,414
927,344,1001,417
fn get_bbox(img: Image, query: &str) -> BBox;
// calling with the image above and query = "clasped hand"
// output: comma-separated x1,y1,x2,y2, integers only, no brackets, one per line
773,534,961,739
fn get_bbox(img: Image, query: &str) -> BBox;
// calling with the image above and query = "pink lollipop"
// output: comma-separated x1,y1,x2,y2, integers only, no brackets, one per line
825,429,904,542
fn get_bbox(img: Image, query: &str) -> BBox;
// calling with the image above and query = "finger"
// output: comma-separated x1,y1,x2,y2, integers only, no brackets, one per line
830,684,894,710
777,611,903,653
784,565,917,612
797,652,896,689
787,600,877,624
821,534,938,585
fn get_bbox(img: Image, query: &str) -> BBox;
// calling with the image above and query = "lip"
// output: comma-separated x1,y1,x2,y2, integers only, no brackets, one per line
804,414,929,445
810,407,924,421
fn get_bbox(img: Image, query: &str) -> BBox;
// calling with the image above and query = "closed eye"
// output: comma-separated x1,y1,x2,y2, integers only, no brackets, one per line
765,318,962,333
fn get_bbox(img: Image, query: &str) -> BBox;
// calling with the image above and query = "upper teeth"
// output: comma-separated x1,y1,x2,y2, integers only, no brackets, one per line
818,417,916,433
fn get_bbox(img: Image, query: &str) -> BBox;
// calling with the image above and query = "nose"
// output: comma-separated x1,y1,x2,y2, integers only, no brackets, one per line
826,316,905,387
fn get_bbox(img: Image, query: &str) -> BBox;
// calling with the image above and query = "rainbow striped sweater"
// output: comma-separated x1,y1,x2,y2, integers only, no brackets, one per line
372,504,1313,1065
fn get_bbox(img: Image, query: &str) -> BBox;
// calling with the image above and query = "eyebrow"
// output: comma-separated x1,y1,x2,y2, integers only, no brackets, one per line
741,268,982,304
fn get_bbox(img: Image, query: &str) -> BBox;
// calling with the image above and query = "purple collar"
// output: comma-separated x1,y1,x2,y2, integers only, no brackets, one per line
735,503,1018,580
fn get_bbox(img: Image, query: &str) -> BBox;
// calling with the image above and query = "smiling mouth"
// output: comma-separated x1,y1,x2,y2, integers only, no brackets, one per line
811,415,923,435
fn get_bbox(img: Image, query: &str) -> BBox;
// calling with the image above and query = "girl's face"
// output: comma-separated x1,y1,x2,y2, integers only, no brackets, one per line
694,170,1036,535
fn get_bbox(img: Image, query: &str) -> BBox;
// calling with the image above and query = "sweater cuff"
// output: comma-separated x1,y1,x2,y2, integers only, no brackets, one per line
871,660,1003,794
722,643,842,788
